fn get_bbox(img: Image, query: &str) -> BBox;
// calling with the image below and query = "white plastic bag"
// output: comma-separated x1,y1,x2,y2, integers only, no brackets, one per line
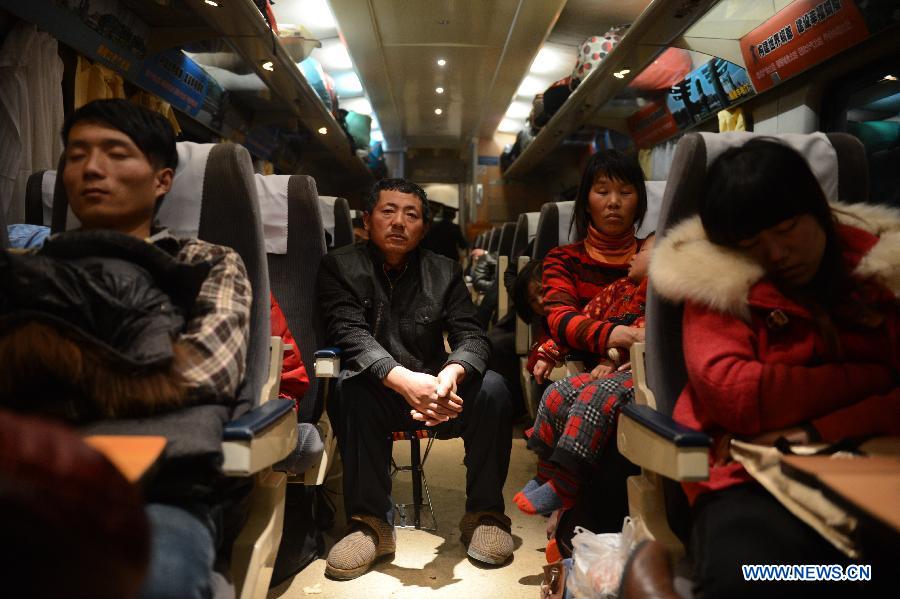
567,517,637,599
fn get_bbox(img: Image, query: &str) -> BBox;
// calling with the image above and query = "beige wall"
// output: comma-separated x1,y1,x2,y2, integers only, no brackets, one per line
467,133,552,239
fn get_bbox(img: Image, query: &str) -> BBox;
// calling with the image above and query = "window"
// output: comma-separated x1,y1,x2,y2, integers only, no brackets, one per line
824,54,900,207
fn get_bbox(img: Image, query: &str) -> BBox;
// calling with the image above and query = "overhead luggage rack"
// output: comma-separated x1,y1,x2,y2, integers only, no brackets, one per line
3,0,373,195
502,0,720,179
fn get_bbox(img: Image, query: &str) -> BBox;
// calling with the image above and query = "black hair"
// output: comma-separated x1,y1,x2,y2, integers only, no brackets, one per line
572,149,647,240
61,99,178,171
700,138,848,307
364,178,431,223
513,259,544,323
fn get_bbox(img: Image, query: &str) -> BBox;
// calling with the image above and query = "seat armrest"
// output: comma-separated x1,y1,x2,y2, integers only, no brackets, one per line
222,399,297,476
315,347,342,378
224,399,295,441
617,404,710,482
621,404,711,447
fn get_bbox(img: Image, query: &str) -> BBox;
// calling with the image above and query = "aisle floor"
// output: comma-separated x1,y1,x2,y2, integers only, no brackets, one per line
269,424,548,599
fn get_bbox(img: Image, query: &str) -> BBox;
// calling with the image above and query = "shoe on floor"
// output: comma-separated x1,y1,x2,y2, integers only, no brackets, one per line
324,514,395,580
459,511,514,566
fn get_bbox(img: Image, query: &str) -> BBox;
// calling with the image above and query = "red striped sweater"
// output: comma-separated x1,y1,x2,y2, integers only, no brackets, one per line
541,239,644,354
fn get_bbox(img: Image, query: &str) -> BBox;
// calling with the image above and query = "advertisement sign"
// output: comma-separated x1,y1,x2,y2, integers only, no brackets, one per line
740,0,870,92
627,101,679,149
666,58,755,129
627,57,753,148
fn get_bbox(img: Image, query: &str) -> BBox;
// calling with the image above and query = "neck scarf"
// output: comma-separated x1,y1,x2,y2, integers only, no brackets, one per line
584,223,636,264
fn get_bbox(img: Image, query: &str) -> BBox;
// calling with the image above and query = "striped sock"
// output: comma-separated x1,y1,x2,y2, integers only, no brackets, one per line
514,467,579,515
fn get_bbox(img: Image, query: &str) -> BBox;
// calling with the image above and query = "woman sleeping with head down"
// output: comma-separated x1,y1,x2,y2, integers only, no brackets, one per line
651,138,899,598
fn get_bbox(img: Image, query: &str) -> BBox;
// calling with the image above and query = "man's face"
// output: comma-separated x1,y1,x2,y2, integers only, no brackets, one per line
364,189,428,261
63,121,172,237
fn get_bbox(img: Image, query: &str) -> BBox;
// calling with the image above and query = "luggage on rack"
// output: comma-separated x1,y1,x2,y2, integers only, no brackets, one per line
629,47,693,92
345,111,372,150
542,77,573,120
570,30,623,90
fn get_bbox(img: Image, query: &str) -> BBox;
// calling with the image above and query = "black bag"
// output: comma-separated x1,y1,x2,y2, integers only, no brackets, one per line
542,77,573,119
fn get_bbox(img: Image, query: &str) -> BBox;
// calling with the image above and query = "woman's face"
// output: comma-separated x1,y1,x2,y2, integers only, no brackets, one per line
588,174,638,236
737,214,827,287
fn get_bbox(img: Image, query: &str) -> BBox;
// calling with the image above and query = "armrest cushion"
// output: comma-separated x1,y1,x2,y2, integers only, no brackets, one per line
621,404,711,447
315,347,342,378
223,399,295,441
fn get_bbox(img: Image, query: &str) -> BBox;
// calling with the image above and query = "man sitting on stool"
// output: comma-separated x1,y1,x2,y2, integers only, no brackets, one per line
318,178,514,580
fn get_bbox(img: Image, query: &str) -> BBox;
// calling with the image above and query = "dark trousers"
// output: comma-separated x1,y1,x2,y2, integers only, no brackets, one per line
690,483,887,599
329,369,513,523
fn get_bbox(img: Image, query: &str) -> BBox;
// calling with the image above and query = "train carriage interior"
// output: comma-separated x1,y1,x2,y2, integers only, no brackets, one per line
0,0,898,598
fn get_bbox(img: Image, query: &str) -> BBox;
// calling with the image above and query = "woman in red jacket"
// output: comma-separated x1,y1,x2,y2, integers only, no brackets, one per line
517,150,651,515
537,150,650,382
652,139,899,598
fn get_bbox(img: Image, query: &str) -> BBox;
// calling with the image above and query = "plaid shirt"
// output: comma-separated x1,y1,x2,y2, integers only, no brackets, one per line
150,231,252,402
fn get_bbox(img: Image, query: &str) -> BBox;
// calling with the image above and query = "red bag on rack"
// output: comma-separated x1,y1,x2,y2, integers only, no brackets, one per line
628,47,693,91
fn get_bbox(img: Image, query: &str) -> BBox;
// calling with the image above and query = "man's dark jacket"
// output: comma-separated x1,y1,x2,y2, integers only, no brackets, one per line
317,241,489,381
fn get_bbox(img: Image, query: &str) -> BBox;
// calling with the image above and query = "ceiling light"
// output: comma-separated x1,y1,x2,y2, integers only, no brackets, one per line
316,39,352,70
277,0,336,32
505,100,531,119
516,75,547,98
529,44,575,77
436,87,444,94
341,96,373,115
204,0,219,6
498,118,522,133
318,127,328,135
261,61,274,71
333,71,363,96
434,108,443,115
437,58,447,67
882,75,898,81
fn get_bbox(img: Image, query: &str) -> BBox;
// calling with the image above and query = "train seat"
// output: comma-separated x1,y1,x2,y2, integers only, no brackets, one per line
24,168,55,226
511,211,541,356
495,221,518,320
49,141,298,599
318,195,354,249
620,131,868,562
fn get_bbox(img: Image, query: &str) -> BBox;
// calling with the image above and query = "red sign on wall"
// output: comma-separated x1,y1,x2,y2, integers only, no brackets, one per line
626,100,679,149
740,0,870,92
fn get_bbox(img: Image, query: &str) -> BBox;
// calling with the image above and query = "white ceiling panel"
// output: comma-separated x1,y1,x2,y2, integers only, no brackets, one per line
329,0,566,150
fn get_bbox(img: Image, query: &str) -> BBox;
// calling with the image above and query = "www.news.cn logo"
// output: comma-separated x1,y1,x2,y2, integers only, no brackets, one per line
742,564,872,582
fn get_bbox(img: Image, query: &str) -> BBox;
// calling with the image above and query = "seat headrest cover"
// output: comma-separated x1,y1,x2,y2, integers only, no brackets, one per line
254,174,289,255
42,170,57,227
526,211,540,240
637,180,666,238
699,132,838,201
318,195,337,239
556,201,575,245
157,142,214,238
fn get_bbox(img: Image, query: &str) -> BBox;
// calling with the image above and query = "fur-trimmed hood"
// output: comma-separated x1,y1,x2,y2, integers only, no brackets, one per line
650,201,900,320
